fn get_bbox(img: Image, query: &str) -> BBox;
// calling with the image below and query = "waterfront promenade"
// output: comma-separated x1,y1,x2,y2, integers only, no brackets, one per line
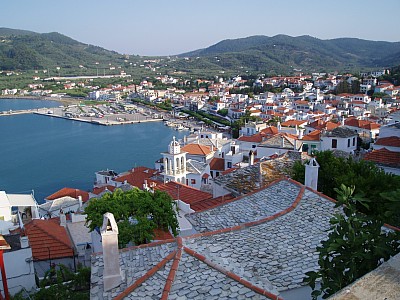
0,106,163,125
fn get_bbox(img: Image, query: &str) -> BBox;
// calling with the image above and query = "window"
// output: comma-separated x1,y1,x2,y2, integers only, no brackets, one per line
227,162,232,168
302,144,309,152
252,145,256,148
191,179,196,184
347,139,350,147
332,139,337,148
353,137,355,146
216,172,220,177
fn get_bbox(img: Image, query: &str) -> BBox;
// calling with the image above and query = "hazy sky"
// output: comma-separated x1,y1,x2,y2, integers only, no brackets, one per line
2,0,400,56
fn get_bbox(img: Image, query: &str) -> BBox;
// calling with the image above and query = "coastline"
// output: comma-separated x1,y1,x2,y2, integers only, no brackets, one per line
0,95,81,106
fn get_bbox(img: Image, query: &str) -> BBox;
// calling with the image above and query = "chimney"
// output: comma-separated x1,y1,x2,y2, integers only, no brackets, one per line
249,150,254,166
298,128,304,140
305,158,320,191
341,116,345,126
277,121,282,131
78,196,83,209
143,180,148,190
59,209,66,227
101,212,123,291
20,236,29,248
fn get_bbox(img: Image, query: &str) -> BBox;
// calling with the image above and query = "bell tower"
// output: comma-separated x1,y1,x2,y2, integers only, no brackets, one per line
161,137,187,184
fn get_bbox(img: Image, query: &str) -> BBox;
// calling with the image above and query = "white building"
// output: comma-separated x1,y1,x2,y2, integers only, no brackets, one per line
0,192,39,234
321,127,358,153
161,137,188,184
1,234,36,295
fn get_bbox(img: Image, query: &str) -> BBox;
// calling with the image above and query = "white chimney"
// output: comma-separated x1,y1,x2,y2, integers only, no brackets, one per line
20,236,29,248
305,158,320,191
78,196,83,209
277,121,282,131
59,210,66,227
101,212,123,291
249,150,254,166
341,116,345,126
298,128,304,140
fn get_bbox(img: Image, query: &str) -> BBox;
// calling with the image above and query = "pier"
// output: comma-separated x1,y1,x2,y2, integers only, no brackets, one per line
0,107,163,125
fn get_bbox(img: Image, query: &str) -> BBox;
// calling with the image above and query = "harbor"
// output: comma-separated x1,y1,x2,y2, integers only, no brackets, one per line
0,103,163,126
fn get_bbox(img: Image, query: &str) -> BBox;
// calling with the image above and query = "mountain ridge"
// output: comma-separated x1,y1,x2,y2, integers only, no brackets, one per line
1,28,400,74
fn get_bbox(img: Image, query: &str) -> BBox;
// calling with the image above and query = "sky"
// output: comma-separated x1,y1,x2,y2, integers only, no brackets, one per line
2,0,400,56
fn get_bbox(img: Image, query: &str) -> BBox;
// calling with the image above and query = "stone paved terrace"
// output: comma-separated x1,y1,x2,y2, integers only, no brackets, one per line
187,179,302,232
90,179,342,299
184,188,340,292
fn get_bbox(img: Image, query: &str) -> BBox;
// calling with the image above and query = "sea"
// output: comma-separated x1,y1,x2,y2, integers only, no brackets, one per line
0,98,186,203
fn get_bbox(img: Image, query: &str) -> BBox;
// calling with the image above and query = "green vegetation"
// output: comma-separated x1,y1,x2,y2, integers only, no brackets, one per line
131,98,173,111
2,28,400,78
182,109,231,127
231,111,262,138
84,188,179,247
179,35,400,74
292,150,400,225
11,265,91,300
217,108,228,116
304,185,400,299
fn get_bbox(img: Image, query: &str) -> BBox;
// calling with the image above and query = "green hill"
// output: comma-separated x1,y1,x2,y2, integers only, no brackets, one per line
0,28,127,71
178,35,400,74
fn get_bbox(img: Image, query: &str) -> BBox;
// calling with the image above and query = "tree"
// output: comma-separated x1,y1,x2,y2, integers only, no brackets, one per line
304,185,400,299
217,108,228,117
84,188,179,247
291,151,400,225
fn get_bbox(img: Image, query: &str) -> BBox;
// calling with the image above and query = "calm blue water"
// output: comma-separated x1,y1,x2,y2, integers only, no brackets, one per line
0,99,186,203
0,98,60,111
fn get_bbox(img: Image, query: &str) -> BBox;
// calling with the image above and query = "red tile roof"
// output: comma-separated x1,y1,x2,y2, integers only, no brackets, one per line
281,120,306,127
114,166,158,188
209,157,225,171
375,136,400,148
181,144,212,156
364,148,400,168
302,130,321,141
153,228,174,241
46,187,89,202
261,126,279,135
190,194,236,211
24,218,74,261
345,118,380,130
237,133,264,143
92,185,116,195
152,181,213,205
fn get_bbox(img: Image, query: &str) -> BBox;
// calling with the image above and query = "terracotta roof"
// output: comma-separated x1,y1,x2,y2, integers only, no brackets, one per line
281,120,306,127
24,218,74,260
209,157,225,171
92,185,116,195
114,166,157,188
238,133,264,143
152,181,213,205
153,228,174,241
345,118,380,130
181,144,212,156
375,136,400,148
261,126,279,135
46,187,89,202
302,130,321,141
190,194,236,211
364,148,400,168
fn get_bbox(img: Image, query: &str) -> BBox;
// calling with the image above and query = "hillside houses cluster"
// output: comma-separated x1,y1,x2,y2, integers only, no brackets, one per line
1,70,400,299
